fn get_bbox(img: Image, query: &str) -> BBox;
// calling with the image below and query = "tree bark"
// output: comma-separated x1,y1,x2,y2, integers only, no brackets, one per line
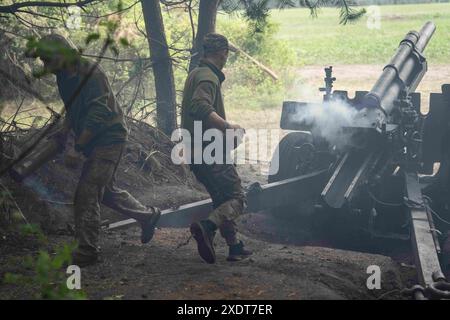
141,0,177,134
188,0,220,72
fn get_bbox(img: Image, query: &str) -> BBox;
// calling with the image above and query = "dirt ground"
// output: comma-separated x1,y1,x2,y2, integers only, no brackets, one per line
2,63,443,300
0,151,414,300
0,227,411,300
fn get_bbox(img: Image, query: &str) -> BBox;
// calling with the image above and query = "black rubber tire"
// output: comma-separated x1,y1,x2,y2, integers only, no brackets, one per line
268,131,314,183
267,132,316,221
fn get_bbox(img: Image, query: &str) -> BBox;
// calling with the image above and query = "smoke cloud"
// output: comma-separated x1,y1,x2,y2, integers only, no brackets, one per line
290,100,368,149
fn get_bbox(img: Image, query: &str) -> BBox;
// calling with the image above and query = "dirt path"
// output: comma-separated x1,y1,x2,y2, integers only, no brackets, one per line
0,225,409,300
0,162,414,300
84,227,409,300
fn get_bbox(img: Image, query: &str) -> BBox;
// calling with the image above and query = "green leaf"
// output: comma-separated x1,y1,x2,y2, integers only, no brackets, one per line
4,272,26,285
85,33,100,45
339,7,366,25
32,69,48,79
104,20,119,34
117,1,124,12
119,37,129,47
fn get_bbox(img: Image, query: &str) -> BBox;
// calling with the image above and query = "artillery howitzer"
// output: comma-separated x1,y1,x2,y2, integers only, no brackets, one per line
269,21,450,298
108,22,450,298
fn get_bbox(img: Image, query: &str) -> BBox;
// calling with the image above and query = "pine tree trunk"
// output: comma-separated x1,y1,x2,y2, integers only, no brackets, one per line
188,0,220,72
141,0,177,135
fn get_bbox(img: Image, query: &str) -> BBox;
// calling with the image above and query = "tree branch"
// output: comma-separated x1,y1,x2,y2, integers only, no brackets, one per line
0,0,99,14
0,38,111,177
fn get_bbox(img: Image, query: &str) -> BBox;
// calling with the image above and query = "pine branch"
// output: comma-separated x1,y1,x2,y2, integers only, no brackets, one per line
272,0,296,9
338,1,366,25
300,0,365,24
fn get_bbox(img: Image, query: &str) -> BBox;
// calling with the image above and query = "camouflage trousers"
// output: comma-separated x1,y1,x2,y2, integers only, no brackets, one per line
74,143,153,256
191,163,246,246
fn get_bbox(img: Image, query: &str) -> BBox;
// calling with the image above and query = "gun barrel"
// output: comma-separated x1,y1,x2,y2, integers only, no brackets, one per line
363,21,436,116
416,21,436,52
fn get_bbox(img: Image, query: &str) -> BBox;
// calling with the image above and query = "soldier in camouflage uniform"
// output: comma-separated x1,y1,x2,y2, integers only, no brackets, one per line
181,33,252,264
28,34,161,266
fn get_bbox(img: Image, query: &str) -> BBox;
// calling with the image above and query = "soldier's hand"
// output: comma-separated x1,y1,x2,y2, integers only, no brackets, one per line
229,123,246,133
227,123,245,149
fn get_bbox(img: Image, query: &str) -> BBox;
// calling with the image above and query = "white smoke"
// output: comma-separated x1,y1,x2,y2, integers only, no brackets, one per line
290,100,363,149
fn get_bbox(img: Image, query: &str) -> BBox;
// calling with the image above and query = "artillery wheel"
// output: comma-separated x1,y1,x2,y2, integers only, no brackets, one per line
268,132,314,182
267,132,318,221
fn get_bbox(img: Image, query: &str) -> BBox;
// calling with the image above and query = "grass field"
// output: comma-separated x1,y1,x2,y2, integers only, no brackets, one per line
220,3,450,65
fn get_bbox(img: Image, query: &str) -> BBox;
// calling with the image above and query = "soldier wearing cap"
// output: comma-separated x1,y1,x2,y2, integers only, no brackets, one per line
27,34,161,266
181,33,252,263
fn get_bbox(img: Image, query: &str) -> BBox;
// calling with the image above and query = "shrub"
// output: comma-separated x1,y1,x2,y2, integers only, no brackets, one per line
218,17,298,110
3,224,87,300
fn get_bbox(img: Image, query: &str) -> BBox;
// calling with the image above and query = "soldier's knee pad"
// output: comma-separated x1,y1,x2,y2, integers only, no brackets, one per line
217,198,244,216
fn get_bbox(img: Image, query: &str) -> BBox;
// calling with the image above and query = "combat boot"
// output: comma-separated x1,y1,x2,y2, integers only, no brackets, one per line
190,220,217,264
140,207,161,244
227,241,252,262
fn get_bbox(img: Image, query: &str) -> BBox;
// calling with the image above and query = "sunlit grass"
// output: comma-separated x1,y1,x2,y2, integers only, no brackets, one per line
219,3,450,65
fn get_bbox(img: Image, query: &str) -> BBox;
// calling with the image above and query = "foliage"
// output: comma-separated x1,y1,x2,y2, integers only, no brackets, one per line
3,224,86,300
221,0,366,32
19,223,48,245
0,186,81,300
1,1,448,127
299,0,366,25
0,0,364,122
219,16,297,110
0,0,139,123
